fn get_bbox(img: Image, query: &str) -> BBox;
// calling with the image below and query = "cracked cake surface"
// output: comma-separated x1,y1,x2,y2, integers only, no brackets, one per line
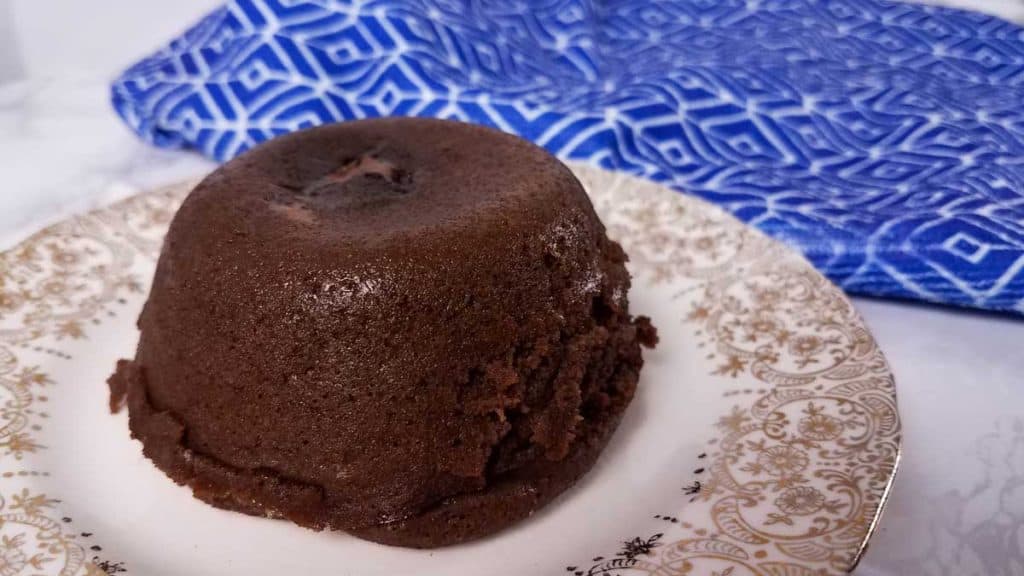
108,117,656,548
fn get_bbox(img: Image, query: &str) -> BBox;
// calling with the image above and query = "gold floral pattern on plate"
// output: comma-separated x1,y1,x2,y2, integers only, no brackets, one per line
0,185,181,575
0,165,899,575
578,164,900,575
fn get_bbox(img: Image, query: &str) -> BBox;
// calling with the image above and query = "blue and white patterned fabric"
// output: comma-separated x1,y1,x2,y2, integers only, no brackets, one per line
112,0,1024,314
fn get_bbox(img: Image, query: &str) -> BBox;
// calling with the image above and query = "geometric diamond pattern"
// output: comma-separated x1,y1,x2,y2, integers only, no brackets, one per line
111,0,1024,314
943,232,991,265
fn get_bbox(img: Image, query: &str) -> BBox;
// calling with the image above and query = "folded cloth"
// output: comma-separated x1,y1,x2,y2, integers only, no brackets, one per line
112,0,1024,314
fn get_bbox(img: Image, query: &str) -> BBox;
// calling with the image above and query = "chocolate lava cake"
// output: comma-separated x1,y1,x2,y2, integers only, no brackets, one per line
108,118,656,548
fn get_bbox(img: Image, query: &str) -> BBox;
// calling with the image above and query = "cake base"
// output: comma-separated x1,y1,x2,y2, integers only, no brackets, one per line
108,340,645,548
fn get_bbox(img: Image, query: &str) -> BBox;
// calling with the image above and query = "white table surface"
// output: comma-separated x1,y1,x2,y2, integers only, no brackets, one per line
1,1,1022,574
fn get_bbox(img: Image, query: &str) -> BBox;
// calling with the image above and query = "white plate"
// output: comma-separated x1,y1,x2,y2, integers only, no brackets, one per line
0,163,900,576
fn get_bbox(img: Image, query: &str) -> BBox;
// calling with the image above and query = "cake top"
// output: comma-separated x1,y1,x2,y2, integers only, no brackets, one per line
188,118,585,246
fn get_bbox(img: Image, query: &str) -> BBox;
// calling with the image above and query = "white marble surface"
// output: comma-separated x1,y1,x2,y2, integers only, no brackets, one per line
1,1,1022,575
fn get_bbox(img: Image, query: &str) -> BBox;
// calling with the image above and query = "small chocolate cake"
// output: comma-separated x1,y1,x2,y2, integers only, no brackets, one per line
109,118,656,548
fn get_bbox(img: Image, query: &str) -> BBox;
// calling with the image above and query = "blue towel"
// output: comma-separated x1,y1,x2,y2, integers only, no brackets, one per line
112,0,1024,314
